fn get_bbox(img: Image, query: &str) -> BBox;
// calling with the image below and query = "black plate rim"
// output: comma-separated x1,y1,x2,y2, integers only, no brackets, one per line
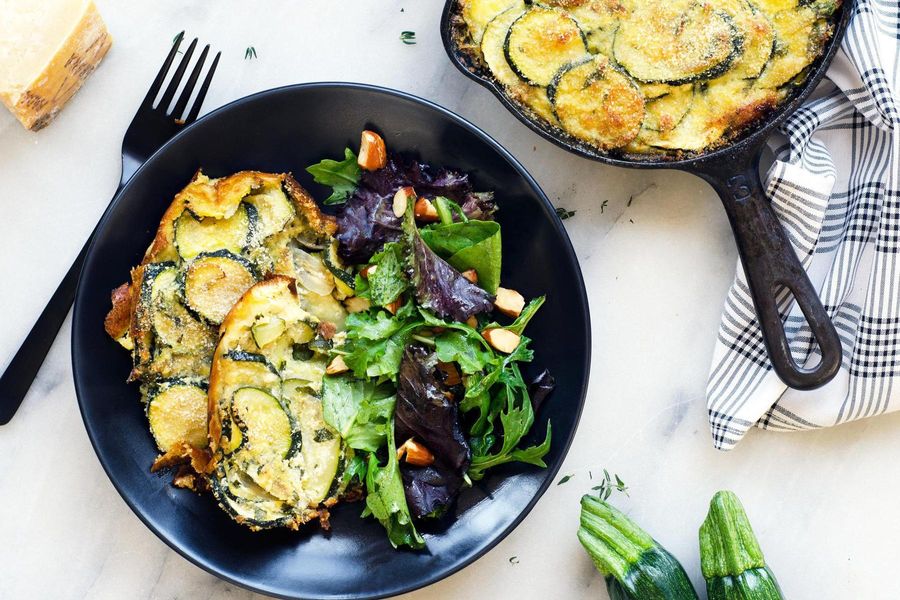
71,82,592,599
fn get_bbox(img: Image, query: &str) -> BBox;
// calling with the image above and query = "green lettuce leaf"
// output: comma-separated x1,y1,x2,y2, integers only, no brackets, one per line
305,148,361,205
420,220,502,293
363,422,425,549
368,242,409,306
321,375,396,452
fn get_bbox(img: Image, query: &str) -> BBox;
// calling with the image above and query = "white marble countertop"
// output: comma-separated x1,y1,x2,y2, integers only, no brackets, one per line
2,1,899,598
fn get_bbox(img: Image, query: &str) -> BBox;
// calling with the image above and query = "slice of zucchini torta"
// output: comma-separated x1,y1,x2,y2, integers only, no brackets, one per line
103,171,353,505
207,276,351,530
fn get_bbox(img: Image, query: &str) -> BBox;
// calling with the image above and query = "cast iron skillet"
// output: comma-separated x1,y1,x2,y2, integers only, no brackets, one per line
72,83,590,599
442,1,854,390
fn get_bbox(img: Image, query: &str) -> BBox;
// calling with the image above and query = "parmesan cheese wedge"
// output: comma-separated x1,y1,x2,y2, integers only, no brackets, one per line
0,0,112,130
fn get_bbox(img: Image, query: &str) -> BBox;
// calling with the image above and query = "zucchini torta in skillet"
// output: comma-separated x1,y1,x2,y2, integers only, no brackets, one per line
104,170,354,529
455,0,841,155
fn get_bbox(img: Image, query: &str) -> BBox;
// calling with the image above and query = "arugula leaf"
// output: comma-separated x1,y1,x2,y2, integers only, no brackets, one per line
467,362,552,480
368,242,409,306
341,306,426,380
321,375,396,452
306,148,361,205
507,296,545,335
363,422,425,549
343,454,368,486
419,220,502,294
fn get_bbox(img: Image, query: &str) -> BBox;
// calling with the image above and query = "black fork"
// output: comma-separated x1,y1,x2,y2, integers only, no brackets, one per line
0,32,221,425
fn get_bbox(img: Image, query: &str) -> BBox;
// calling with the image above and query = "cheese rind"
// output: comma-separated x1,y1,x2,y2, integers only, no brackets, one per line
0,1,112,131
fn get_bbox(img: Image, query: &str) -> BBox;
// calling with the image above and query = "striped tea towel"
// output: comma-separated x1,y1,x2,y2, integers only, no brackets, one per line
707,0,900,451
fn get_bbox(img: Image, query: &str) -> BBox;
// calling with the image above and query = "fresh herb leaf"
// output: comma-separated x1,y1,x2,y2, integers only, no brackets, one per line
306,148,361,205
343,454,368,485
363,423,424,549
555,207,576,220
244,46,257,60
368,242,409,306
593,470,629,500
400,31,417,44
321,375,396,452
507,296,545,336
557,473,574,485
419,220,502,293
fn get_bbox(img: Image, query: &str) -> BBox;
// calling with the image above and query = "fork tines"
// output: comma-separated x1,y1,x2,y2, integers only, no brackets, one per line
143,31,221,125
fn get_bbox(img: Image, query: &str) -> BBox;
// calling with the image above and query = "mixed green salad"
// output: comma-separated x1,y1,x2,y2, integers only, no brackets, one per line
307,131,554,548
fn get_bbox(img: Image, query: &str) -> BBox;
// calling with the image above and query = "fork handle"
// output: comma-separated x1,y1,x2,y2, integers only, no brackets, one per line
0,241,90,424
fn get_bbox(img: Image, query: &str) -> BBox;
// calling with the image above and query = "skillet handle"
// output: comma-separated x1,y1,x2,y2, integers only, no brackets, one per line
697,154,841,390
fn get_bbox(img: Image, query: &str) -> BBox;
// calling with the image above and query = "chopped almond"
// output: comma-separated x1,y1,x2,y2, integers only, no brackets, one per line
393,186,416,218
385,298,402,315
466,316,478,328
432,326,446,334
494,287,526,318
358,130,387,171
396,438,435,467
360,264,377,278
461,269,478,284
482,328,521,354
326,355,349,375
344,296,371,313
317,321,337,340
414,197,439,222
437,361,462,386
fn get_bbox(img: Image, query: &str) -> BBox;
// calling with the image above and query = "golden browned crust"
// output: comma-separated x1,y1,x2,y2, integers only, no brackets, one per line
103,283,133,339
283,173,338,236
150,441,213,474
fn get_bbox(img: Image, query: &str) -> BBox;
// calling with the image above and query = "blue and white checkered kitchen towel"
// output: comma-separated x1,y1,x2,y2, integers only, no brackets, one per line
707,0,900,450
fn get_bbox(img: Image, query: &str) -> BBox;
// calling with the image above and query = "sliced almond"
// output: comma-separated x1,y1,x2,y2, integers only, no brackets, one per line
358,130,387,171
461,269,478,284
414,197,439,222
482,328,521,354
360,264,377,278
385,297,402,315
396,438,435,467
494,287,526,318
326,355,349,375
344,296,371,313
393,186,416,218
437,361,462,386
466,316,478,329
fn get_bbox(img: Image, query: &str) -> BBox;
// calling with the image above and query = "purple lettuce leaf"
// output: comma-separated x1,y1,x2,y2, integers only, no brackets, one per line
406,209,494,322
528,369,555,413
335,154,497,263
395,344,471,518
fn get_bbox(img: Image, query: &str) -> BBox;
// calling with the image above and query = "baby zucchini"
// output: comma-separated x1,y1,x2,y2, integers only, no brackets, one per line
548,54,645,150
504,6,588,86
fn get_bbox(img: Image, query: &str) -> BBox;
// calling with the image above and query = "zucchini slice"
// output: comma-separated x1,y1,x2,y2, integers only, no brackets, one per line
719,0,776,80
251,316,286,348
754,7,829,89
147,382,209,452
244,185,295,241
548,54,645,150
462,0,520,44
232,387,295,460
282,380,343,504
323,240,356,298
183,250,257,324
613,0,741,85
174,204,251,260
148,266,213,355
644,84,694,132
504,7,588,87
482,6,526,87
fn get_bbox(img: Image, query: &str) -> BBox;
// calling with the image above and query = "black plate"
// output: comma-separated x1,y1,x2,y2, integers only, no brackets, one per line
72,83,591,599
